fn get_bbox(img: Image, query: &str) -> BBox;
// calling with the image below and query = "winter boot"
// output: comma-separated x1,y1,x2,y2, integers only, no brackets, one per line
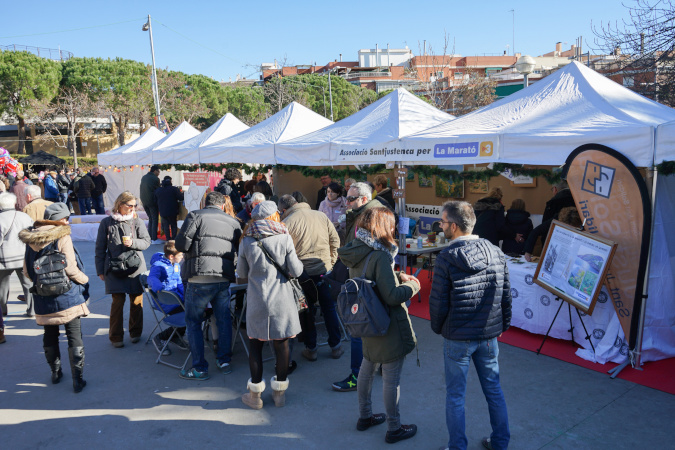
241,378,265,409
271,376,290,407
68,346,87,393
44,346,63,384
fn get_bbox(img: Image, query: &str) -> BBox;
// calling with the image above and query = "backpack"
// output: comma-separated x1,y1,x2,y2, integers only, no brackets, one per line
31,240,72,297
337,252,390,338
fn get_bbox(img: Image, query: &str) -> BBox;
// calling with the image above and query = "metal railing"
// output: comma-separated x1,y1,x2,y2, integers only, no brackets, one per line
342,71,392,80
1,45,74,61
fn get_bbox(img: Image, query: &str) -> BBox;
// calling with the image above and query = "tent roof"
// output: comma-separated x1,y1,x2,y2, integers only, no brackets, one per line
19,150,67,167
151,113,249,164
655,120,675,164
119,122,200,165
97,127,165,166
396,61,675,167
199,102,333,164
276,88,454,165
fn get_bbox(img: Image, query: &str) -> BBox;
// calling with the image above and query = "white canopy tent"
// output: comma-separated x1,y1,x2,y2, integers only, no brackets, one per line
151,113,249,164
383,61,675,167
276,88,454,165
97,127,165,167
119,121,201,166
199,101,333,164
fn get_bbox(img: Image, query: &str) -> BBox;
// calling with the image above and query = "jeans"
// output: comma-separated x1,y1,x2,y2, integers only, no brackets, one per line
143,203,159,240
358,356,406,432
92,194,105,215
109,293,143,342
44,317,83,348
351,336,363,375
298,271,341,350
444,338,509,450
160,216,178,241
0,268,33,316
78,197,93,215
184,281,232,372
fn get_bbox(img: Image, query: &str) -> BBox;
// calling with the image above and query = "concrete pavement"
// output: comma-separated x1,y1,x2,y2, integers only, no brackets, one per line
1,241,673,449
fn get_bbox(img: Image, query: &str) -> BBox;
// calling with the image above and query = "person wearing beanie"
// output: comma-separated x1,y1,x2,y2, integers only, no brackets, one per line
19,201,90,393
154,176,184,241
237,200,304,409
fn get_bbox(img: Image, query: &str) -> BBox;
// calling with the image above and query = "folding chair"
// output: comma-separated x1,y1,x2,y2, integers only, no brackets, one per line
150,291,191,370
140,273,166,345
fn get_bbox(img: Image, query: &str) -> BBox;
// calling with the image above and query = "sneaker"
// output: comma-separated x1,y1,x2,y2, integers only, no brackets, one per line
357,413,386,431
112,341,124,348
331,346,344,359
332,372,358,392
179,368,210,380
217,361,233,375
302,347,318,362
153,335,172,356
171,334,189,350
481,437,494,450
130,336,141,344
385,424,417,444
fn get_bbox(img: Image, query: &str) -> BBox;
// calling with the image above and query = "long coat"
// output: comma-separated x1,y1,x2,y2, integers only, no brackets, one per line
237,232,304,341
0,208,33,270
338,239,419,364
95,216,151,295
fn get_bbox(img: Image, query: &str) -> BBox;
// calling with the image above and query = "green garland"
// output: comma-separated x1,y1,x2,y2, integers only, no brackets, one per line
656,160,675,176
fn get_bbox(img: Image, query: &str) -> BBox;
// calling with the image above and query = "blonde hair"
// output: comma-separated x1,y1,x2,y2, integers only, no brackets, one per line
487,186,503,200
112,191,137,214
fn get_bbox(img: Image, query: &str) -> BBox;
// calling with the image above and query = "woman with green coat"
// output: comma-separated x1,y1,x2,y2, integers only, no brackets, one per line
337,207,421,444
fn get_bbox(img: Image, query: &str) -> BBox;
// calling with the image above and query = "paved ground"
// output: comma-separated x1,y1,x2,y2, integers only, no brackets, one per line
1,241,673,449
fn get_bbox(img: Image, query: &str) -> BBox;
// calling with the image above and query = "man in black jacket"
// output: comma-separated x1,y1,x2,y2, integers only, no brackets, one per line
175,191,242,380
73,172,94,215
155,176,184,240
90,167,107,214
140,165,161,243
429,201,511,450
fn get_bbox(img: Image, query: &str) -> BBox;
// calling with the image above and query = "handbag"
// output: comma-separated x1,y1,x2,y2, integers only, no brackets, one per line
337,251,390,338
108,220,142,277
255,239,308,312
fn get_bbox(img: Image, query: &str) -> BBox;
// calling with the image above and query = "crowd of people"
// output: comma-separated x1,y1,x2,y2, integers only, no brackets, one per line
1,166,530,449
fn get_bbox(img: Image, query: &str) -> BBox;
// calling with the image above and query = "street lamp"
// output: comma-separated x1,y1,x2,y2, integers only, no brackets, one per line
515,55,536,88
142,15,161,121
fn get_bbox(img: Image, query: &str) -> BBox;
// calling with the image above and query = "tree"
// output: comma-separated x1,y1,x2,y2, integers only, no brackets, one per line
444,76,497,115
0,51,61,154
29,84,107,168
62,57,151,146
593,0,675,105
223,85,267,125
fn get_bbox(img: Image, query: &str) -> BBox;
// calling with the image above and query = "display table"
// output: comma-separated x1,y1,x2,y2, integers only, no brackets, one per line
507,257,627,364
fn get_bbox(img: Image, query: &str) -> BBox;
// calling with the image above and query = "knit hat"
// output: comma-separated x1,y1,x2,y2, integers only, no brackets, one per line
251,201,277,220
44,202,70,221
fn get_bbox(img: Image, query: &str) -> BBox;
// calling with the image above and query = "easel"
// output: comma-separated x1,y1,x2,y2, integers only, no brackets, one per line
536,296,595,355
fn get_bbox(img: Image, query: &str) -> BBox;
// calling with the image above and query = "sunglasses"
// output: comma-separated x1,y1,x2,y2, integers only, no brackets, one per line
124,203,137,208
346,195,361,202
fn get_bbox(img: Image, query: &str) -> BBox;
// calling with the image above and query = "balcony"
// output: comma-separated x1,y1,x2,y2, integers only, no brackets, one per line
342,71,392,80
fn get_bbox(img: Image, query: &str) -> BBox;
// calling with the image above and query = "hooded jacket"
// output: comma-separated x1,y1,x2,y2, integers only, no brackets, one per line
344,199,385,245
338,238,419,364
281,202,339,276
140,171,160,206
429,236,511,341
154,180,184,218
148,252,184,298
91,173,107,197
376,187,396,210
19,221,90,326
43,175,59,200
74,174,95,198
215,178,243,213
472,196,506,246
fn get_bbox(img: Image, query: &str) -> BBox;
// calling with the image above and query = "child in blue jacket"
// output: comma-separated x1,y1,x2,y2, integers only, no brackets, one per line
148,241,186,355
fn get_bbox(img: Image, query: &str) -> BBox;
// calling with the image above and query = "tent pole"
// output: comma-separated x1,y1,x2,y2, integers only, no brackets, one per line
397,161,407,274
632,167,658,369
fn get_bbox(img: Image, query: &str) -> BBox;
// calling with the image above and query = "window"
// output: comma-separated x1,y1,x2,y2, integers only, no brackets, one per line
623,76,635,87
437,71,444,78
454,72,463,79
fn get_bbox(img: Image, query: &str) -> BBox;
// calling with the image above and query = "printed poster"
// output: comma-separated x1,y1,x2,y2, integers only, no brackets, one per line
183,172,209,213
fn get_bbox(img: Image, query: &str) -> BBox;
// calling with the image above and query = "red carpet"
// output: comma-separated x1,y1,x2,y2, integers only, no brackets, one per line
407,270,675,395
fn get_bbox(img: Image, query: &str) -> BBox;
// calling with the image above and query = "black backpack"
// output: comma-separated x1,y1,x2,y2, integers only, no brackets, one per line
31,240,72,297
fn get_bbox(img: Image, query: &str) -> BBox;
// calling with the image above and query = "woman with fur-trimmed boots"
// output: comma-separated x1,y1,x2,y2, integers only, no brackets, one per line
237,201,303,409
19,202,90,393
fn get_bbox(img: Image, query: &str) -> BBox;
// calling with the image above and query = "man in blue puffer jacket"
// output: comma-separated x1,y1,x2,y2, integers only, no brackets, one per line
429,201,512,450
147,241,186,355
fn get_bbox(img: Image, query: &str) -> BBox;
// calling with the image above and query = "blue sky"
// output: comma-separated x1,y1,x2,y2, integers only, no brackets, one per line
1,1,629,81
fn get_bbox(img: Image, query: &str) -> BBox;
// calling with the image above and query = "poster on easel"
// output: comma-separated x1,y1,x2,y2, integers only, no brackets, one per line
533,221,617,315
183,173,209,213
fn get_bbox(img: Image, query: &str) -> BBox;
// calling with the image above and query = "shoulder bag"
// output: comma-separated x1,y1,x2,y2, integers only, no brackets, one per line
108,219,142,277
255,238,308,312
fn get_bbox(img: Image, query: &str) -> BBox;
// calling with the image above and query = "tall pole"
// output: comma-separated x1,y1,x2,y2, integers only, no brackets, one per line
510,9,515,55
145,15,161,119
328,70,334,121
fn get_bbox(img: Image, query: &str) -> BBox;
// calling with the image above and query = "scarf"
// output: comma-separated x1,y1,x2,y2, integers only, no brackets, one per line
246,219,288,239
355,227,398,264
111,212,134,222
324,195,346,208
